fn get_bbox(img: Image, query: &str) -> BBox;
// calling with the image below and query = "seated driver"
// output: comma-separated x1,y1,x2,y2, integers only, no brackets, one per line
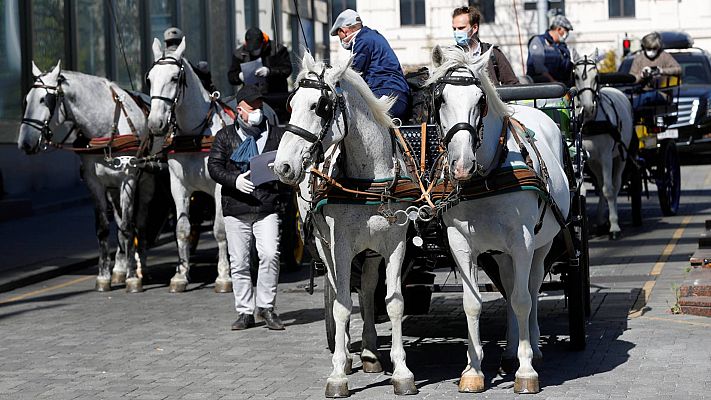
629,32,682,107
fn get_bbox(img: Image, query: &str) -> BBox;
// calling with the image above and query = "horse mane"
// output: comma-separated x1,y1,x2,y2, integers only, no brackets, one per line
425,46,512,118
297,56,395,129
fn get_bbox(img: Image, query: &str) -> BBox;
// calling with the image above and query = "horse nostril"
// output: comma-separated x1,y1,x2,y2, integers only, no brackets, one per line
279,163,291,176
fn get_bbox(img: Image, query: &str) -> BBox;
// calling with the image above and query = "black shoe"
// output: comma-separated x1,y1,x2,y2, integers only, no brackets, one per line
257,308,285,330
231,313,255,330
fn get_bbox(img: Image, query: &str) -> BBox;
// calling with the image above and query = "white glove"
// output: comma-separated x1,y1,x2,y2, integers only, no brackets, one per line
657,67,664,75
235,171,254,194
255,66,270,77
238,71,244,81
642,66,652,77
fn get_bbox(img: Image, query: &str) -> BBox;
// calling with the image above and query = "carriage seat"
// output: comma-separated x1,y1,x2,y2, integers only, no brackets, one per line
497,83,568,102
598,73,636,86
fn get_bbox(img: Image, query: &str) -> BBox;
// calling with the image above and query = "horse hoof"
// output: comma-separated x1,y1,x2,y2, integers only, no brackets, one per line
325,378,349,398
125,278,143,293
344,357,353,375
514,376,540,394
500,356,518,374
609,231,621,240
110,271,126,285
95,278,111,292
458,374,485,393
169,279,188,293
214,279,232,293
361,358,383,373
392,377,418,395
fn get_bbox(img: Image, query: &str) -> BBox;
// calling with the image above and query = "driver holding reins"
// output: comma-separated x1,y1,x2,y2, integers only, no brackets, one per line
629,32,682,107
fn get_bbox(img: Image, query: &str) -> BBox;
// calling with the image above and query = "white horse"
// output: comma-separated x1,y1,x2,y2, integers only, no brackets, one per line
427,46,571,394
18,61,150,292
273,53,417,397
146,38,240,293
574,51,634,239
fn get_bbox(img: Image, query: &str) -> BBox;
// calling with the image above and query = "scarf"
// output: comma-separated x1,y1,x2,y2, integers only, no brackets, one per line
230,116,267,171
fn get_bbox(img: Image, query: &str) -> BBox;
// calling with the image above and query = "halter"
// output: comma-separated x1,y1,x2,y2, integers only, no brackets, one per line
146,55,187,135
284,68,348,169
432,67,487,147
20,75,75,148
574,55,600,117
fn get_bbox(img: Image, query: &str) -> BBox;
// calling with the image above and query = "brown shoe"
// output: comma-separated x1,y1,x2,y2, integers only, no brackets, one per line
257,308,285,330
231,313,255,330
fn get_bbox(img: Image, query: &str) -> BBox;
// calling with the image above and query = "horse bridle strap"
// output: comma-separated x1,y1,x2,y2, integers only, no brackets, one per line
433,68,487,148
21,77,78,147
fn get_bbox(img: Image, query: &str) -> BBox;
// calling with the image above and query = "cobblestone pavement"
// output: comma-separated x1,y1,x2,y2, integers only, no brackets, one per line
1,166,711,399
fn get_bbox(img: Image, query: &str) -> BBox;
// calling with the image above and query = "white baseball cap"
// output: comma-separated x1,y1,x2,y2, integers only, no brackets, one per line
330,9,362,36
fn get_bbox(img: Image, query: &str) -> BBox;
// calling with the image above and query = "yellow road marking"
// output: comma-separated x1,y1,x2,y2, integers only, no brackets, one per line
629,215,692,318
0,275,94,305
640,315,711,328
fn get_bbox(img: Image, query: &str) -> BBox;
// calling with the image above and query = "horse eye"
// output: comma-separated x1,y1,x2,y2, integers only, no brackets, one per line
171,76,179,82
310,103,317,111
39,97,45,104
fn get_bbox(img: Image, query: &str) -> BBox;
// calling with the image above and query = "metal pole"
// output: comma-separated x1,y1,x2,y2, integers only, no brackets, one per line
537,0,548,33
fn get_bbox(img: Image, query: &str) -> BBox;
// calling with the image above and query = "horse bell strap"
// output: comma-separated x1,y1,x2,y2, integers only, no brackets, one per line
391,128,435,208
109,85,139,137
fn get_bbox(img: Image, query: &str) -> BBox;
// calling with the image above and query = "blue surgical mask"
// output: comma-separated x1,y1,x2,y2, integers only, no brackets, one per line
453,29,471,46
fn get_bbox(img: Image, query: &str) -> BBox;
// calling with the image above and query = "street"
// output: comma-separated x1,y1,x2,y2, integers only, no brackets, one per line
1,165,710,399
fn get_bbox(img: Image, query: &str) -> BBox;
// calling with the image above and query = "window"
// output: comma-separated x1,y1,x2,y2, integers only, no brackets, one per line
609,0,635,18
180,0,207,61
31,0,66,71
400,0,425,26
244,0,258,29
468,0,495,24
112,0,143,90
0,0,21,135
332,0,357,23
75,0,106,76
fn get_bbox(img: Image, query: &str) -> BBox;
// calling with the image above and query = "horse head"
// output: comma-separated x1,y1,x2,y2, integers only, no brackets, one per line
574,50,600,121
146,37,187,135
274,53,393,185
18,60,64,154
428,45,508,182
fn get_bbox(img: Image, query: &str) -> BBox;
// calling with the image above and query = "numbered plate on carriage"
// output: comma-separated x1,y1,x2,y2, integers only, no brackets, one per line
657,128,679,140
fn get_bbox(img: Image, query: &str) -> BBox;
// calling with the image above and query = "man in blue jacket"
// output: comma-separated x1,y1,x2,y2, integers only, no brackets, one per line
526,15,574,87
330,9,410,120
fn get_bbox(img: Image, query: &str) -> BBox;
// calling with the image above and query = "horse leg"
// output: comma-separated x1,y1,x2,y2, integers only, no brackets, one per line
600,155,621,239
383,241,417,395
213,184,232,293
610,156,625,238
133,173,155,280
497,254,519,374
120,175,142,293
448,228,485,393
510,235,539,394
87,178,112,292
588,159,608,232
528,242,552,368
169,179,192,293
358,254,383,373
324,243,354,398
106,188,128,287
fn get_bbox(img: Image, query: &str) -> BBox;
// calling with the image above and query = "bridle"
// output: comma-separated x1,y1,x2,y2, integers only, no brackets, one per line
21,75,75,149
574,55,600,117
432,67,487,148
284,68,348,169
146,55,187,134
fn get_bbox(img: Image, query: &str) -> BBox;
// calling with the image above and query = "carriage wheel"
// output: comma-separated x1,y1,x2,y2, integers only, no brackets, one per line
568,194,589,350
656,140,681,216
626,136,643,226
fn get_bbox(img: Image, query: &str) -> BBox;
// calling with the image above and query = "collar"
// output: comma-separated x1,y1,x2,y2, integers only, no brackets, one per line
469,41,482,57
543,31,558,46
237,122,269,153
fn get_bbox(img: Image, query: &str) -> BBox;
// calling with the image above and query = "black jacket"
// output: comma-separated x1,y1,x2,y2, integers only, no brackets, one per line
227,40,292,94
207,123,290,217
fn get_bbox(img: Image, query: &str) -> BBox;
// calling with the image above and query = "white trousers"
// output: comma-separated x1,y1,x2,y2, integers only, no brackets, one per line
224,213,281,314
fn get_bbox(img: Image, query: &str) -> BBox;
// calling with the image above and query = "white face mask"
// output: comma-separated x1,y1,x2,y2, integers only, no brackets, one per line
645,50,659,59
340,31,356,50
559,30,569,42
247,109,263,126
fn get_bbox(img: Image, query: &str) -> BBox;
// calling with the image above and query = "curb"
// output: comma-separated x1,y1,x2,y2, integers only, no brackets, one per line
0,256,98,294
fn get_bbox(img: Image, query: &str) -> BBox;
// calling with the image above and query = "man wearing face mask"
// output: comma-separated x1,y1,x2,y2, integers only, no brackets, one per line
228,28,292,119
208,85,290,331
526,15,574,86
330,9,410,120
451,6,518,85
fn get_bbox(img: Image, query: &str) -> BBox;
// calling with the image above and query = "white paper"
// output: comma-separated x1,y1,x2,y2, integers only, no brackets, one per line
241,58,266,90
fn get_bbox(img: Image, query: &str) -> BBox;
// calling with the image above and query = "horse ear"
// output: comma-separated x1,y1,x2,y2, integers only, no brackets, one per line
301,51,316,72
31,61,42,79
47,60,62,79
175,37,186,58
152,38,162,61
431,45,443,67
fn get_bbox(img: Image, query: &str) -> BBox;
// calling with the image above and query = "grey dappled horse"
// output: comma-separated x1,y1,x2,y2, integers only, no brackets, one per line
18,61,151,292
